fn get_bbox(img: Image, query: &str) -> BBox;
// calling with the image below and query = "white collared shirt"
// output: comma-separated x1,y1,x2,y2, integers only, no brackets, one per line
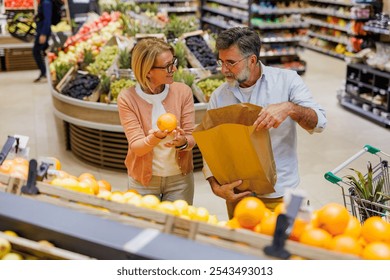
204,63,327,198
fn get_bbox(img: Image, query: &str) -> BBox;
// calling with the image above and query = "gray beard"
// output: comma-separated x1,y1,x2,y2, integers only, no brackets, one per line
226,66,251,87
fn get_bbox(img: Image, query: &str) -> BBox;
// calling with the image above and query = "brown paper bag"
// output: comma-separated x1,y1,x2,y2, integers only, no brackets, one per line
193,103,277,195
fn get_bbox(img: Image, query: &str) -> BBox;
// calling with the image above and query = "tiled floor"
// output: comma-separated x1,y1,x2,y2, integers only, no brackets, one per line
1,49,389,222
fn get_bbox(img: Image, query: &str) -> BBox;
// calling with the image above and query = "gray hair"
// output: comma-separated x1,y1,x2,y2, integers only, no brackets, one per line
216,27,261,61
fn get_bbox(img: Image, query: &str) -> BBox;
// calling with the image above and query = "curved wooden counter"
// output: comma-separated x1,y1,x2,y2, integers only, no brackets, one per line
51,89,207,171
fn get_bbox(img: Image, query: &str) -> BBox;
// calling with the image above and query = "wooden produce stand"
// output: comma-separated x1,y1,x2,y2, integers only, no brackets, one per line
0,188,256,260
0,175,360,260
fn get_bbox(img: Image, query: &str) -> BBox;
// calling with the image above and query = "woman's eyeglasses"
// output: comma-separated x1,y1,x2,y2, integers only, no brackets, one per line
217,56,249,69
153,57,178,73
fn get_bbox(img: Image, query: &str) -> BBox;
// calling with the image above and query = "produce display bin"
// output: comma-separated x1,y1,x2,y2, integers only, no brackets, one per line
0,177,360,260
0,191,258,260
5,47,37,71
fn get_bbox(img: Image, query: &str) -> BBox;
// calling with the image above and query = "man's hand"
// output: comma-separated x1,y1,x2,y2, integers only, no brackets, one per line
207,177,252,203
253,102,291,130
39,34,47,44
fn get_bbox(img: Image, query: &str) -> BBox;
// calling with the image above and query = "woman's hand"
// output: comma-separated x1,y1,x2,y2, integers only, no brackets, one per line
149,128,169,140
164,127,187,148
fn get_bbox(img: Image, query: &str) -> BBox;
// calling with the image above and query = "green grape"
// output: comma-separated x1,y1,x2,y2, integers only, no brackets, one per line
110,79,136,102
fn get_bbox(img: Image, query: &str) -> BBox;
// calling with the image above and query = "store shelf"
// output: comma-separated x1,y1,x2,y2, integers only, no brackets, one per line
300,41,346,59
363,25,390,35
308,0,356,6
304,18,358,35
339,97,390,127
304,0,379,57
200,0,249,31
249,0,308,72
206,0,249,10
202,6,247,21
307,30,349,44
340,62,390,127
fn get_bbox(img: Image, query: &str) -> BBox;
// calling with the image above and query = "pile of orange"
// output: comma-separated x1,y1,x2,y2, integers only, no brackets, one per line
157,113,177,132
228,198,390,260
0,157,29,179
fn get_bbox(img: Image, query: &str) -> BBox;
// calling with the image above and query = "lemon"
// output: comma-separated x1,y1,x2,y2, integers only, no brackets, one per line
141,195,160,209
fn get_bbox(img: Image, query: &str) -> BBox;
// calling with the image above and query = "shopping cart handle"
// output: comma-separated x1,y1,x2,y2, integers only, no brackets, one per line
324,172,342,184
364,145,380,154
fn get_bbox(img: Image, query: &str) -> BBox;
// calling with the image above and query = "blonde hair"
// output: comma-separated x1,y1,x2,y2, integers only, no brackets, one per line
131,38,174,91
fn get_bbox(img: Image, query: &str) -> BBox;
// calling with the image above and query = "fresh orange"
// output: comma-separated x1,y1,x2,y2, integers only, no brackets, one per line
207,215,219,225
274,202,285,215
55,170,70,179
309,209,320,228
157,201,179,216
253,223,261,233
76,181,95,195
343,216,362,239
361,216,390,243
110,192,126,203
13,157,29,166
173,199,189,216
259,212,278,236
329,234,362,256
79,177,99,195
126,189,139,194
233,197,266,229
299,228,332,249
226,217,241,229
97,189,112,200
193,207,210,222
317,203,350,235
0,159,14,174
156,113,177,132
126,194,142,207
10,164,28,178
141,195,160,209
78,172,96,181
97,179,112,192
361,242,390,260
289,217,309,241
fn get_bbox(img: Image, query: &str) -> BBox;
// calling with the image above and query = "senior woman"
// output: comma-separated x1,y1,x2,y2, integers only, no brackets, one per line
117,38,196,204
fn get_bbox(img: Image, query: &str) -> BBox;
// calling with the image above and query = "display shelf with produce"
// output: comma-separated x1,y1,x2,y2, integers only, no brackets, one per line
250,0,309,74
0,178,364,260
132,0,199,20
302,0,382,59
200,0,249,33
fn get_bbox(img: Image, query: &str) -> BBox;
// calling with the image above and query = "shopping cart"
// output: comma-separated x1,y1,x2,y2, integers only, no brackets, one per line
324,145,390,223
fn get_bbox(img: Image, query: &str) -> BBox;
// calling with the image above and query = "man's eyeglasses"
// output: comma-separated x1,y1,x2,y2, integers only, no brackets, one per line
152,57,178,73
217,56,249,69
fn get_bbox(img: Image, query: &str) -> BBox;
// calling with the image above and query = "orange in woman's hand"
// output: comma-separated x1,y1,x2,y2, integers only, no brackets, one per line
157,113,177,132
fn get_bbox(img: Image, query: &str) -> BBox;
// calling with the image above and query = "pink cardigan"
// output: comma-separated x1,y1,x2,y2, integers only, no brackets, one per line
117,82,195,186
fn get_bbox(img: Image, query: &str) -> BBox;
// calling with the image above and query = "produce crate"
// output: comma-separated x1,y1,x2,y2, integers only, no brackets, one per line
9,177,360,260
180,30,217,71
135,33,167,42
4,47,37,71
0,172,21,193
0,231,93,260
192,73,225,103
